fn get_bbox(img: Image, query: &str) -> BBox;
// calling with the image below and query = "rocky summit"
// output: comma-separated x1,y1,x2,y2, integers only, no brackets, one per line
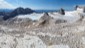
2,7,34,20
0,6,85,48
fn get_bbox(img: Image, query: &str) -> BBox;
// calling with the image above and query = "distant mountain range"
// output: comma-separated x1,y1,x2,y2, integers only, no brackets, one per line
0,9,57,13
0,9,13,13
0,7,57,20
0,7,34,20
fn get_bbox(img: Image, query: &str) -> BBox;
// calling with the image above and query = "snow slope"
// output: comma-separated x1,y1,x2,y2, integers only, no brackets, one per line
16,10,85,23
17,13,44,20
49,11,81,23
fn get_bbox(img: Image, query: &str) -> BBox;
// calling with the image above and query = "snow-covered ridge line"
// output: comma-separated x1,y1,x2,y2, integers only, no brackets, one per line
15,8,85,23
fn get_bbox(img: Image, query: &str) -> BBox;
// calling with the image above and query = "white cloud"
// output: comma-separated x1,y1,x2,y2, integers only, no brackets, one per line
0,0,15,9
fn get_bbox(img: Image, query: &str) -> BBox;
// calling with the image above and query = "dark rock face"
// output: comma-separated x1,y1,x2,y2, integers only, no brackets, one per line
75,5,79,10
59,8,65,15
3,7,34,20
55,19,67,23
83,7,85,13
38,13,53,26
40,12,50,20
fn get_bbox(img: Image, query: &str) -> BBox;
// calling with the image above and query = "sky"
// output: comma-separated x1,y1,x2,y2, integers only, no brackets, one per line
0,0,85,10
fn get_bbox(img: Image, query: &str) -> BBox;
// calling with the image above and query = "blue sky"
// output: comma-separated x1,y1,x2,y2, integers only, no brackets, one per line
0,0,85,10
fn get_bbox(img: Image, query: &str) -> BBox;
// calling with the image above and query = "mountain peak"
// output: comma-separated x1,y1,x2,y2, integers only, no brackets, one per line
3,7,34,20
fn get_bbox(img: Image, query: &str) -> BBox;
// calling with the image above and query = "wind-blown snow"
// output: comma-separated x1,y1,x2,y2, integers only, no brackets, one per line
49,11,80,23
77,8,84,13
17,13,44,20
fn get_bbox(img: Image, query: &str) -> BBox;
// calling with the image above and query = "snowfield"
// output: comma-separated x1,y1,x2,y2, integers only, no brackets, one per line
17,13,44,20
49,11,81,23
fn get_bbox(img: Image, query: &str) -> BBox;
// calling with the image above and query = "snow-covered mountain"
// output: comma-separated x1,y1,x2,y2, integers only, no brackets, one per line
0,6,85,48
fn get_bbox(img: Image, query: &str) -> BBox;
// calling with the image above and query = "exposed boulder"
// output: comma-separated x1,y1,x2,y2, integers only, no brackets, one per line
3,7,34,20
59,8,65,15
36,12,53,26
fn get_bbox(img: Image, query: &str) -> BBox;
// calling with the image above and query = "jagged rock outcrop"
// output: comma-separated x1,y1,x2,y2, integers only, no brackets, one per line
75,5,79,10
3,7,34,20
36,13,53,26
35,12,67,27
59,8,65,15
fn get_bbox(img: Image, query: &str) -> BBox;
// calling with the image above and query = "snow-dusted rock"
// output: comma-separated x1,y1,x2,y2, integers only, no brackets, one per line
59,8,65,15
76,5,85,13
36,13,53,26
0,35,15,48
0,34,46,48
16,35,46,48
47,45,69,48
